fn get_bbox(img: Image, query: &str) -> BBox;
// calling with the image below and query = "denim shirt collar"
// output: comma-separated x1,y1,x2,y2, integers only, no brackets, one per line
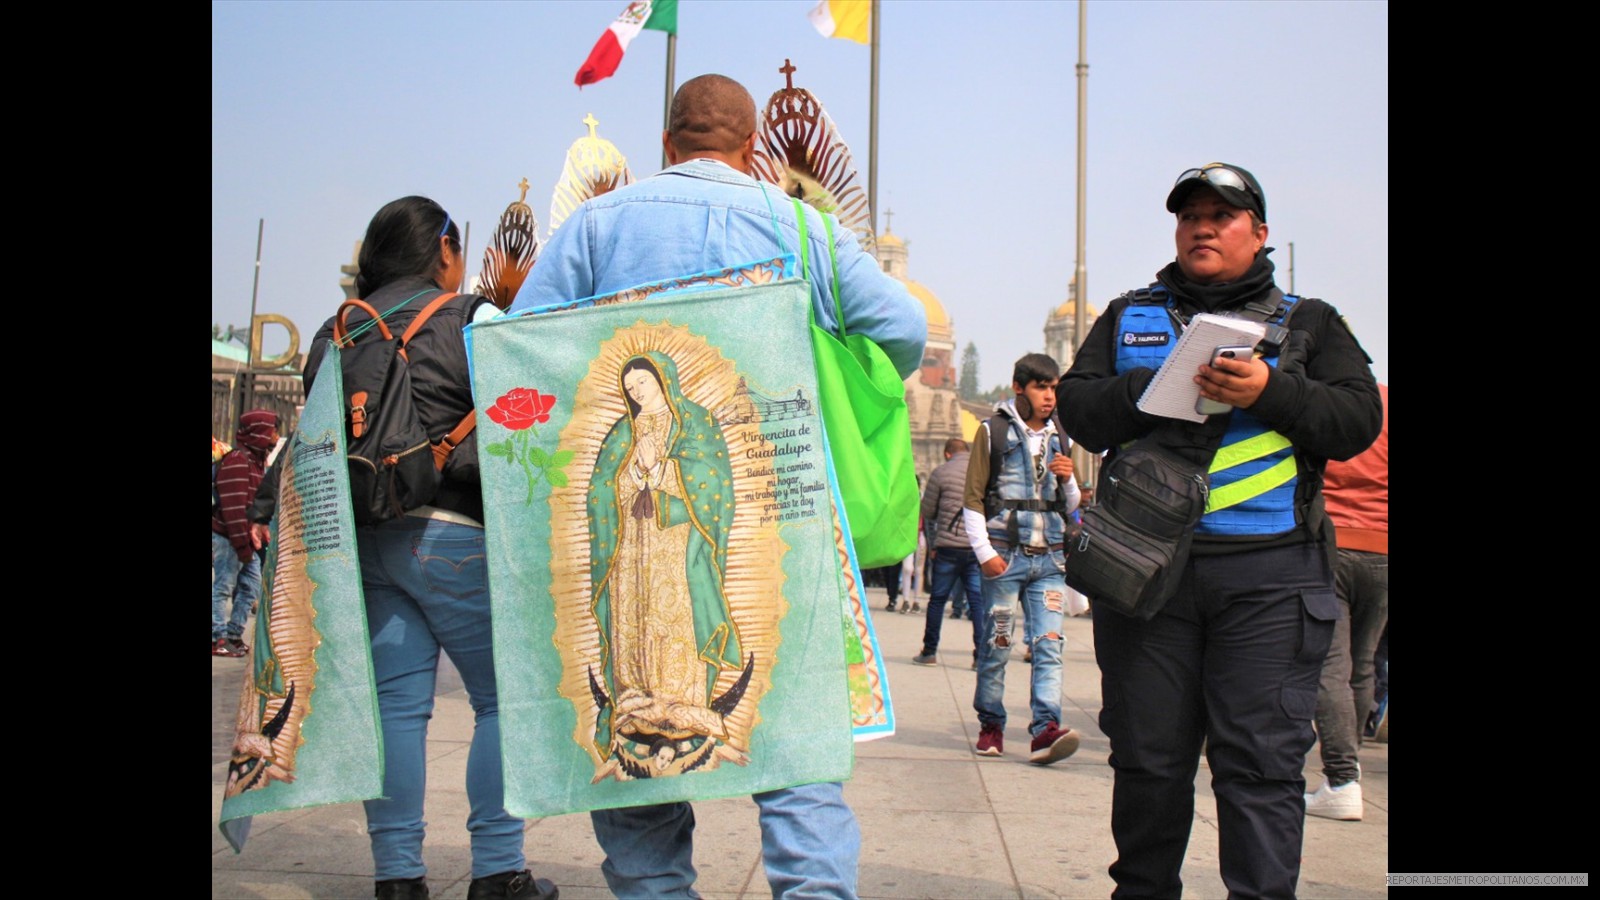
658,157,760,187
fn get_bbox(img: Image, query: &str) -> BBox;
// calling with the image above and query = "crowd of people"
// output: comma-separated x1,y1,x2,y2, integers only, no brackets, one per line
214,73,1385,900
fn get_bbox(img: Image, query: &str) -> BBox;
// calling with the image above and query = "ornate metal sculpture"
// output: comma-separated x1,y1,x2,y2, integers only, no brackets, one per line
478,178,540,311
549,113,635,237
750,59,877,259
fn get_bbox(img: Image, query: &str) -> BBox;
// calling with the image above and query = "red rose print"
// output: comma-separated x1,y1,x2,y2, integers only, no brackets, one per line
487,388,556,431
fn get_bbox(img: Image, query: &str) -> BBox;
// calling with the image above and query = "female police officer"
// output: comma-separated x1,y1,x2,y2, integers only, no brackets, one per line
1057,163,1381,899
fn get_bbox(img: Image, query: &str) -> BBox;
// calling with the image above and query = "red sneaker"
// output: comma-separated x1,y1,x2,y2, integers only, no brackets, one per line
212,638,246,658
975,724,1004,757
1029,722,1080,765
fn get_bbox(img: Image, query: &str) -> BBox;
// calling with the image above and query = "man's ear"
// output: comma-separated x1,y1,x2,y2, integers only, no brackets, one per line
737,131,757,172
662,130,678,166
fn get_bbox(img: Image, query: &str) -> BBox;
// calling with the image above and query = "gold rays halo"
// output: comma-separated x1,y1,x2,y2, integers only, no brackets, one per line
549,321,788,771
225,428,331,796
750,59,877,259
549,113,634,237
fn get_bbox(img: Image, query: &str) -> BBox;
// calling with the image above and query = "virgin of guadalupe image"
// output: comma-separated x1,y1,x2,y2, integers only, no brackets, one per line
586,351,756,779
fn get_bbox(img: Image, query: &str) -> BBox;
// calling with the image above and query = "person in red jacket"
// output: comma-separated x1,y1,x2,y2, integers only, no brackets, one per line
212,409,278,657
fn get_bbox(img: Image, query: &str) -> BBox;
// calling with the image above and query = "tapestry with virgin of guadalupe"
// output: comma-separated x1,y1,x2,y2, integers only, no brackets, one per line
467,275,855,818
217,349,383,852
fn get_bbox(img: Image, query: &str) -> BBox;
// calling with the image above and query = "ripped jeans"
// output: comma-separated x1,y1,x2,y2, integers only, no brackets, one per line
973,548,1067,737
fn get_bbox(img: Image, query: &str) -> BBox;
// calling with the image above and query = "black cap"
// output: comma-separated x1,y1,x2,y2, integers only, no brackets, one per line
1165,162,1266,222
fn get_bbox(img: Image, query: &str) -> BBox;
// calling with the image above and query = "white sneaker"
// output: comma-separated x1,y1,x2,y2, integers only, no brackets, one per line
1304,779,1364,821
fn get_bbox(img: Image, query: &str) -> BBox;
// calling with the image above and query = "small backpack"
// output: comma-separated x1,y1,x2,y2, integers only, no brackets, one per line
966,412,1072,539
332,292,476,525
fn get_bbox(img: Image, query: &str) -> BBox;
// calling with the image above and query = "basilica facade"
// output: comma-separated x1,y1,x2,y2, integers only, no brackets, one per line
875,229,973,485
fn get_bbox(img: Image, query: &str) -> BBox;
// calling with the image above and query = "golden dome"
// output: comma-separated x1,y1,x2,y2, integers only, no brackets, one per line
1051,298,1098,319
961,407,984,444
906,280,949,328
877,231,905,247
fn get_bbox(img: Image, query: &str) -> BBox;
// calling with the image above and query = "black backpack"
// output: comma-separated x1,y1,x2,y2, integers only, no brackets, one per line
332,293,476,526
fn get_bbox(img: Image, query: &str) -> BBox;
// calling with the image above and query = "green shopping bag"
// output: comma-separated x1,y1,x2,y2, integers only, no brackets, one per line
796,200,919,569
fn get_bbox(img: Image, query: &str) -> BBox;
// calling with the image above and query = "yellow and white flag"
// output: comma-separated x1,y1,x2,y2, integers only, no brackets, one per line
808,0,870,44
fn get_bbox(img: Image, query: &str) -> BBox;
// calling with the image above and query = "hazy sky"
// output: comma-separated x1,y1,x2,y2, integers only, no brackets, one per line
213,0,1387,389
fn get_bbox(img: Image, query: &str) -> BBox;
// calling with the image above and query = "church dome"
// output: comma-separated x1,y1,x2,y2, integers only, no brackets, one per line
900,278,952,343
1051,298,1098,320
906,281,948,328
877,231,905,248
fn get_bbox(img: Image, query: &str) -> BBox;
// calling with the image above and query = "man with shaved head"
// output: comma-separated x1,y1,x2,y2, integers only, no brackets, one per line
665,73,757,156
513,73,926,899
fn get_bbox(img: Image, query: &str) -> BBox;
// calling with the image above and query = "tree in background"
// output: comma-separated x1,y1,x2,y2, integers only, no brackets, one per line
959,342,980,400
979,384,1012,404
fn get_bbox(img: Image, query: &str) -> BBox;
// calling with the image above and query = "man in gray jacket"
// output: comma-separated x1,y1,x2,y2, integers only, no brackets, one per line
913,438,986,668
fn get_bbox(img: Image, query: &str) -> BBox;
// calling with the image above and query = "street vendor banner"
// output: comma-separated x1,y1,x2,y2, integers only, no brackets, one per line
468,271,859,818
218,350,383,852
490,255,893,742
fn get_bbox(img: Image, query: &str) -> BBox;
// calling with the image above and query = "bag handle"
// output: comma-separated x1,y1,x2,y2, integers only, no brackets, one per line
334,299,393,346
790,198,848,339
333,289,458,354
823,212,846,339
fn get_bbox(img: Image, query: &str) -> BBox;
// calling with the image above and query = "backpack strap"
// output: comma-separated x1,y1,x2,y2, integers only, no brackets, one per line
394,291,478,472
431,414,476,472
982,414,1021,545
398,291,460,359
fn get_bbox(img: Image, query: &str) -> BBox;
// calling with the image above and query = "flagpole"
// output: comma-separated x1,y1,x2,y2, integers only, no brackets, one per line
248,218,263,370
868,0,880,232
240,217,264,426
662,31,677,170
1073,0,1088,349
659,30,678,168
1073,0,1095,490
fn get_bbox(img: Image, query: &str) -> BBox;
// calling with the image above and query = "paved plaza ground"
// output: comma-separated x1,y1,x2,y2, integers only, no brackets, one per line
213,586,1387,899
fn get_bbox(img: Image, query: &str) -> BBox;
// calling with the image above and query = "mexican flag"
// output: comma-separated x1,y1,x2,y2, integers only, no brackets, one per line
574,0,678,88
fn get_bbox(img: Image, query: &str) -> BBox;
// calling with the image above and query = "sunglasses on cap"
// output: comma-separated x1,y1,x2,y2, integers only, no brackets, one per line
1171,164,1264,218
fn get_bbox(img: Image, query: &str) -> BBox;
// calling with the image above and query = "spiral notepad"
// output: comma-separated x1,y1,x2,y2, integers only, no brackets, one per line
1136,314,1267,422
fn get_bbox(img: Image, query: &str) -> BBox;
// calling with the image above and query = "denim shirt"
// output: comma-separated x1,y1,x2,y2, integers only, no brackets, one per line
510,158,928,378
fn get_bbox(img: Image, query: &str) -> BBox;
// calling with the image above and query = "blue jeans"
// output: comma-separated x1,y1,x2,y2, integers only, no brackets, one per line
974,549,1067,737
921,547,985,655
590,781,860,898
212,531,260,640
356,516,525,880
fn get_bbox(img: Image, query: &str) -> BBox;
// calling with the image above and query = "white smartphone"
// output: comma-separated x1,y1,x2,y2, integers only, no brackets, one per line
1195,344,1256,415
